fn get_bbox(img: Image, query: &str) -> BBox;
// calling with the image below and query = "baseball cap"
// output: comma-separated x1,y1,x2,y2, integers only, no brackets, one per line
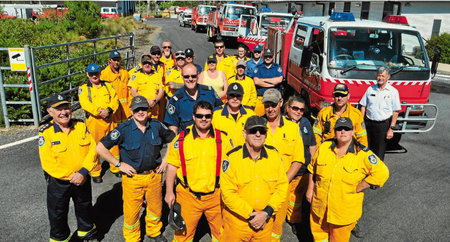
236,60,247,68
175,50,186,59
169,202,186,231
264,48,274,57
227,82,244,96
47,93,70,108
262,88,282,103
334,117,353,130
141,55,152,64
130,96,149,111
150,46,161,54
185,48,194,57
254,45,263,52
333,83,349,96
244,115,267,131
207,55,217,63
109,50,121,58
86,64,101,73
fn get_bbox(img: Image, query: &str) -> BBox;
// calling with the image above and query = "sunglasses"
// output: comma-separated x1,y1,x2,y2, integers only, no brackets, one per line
208,61,217,64
215,45,224,49
133,107,149,113
264,102,278,108
334,93,348,98
228,94,242,98
88,72,100,76
183,74,198,79
254,51,261,54
335,127,352,131
151,52,161,55
290,106,305,112
162,46,172,49
264,56,273,59
194,113,212,119
248,127,267,135
176,57,185,61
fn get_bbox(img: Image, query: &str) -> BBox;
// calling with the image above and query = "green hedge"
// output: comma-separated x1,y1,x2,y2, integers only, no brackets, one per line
426,33,450,64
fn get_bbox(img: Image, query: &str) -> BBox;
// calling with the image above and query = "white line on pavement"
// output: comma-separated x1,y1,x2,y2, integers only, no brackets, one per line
0,135,38,150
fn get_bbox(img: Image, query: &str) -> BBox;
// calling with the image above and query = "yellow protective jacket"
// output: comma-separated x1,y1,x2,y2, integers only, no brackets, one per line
38,120,97,180
101,65,130,118
307,139,389,225
164,66,183,98
227,75,257,107
78,81,119,118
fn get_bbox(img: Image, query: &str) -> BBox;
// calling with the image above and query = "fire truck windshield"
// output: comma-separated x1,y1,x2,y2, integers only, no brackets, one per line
260,15,293,35
199,6,215,15
328,27,429,72
226,6,256,20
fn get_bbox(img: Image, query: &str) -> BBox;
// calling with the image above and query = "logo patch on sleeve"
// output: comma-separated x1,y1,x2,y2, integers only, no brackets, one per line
38,136,45,146
314,119,319,127
303,126,308,134
78,88,82,95
173,140,179,149
368,154,378,164
168,104,175,115
361,121,366,130
110,129,120,140
222,159,230,172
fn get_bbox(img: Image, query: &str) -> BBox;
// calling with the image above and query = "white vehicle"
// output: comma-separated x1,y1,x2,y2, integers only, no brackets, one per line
178,9,193,27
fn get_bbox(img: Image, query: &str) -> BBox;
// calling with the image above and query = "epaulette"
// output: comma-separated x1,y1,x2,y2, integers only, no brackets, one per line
213,105,224,111
220,130,228,136
324,138,335,143
242,105,252,109
226,145,242,156
201,85,212,91
227,75,236,80
357,143,370,152
38,123,51,133
264,144,278,151
135,64,141,71
173,92,184,102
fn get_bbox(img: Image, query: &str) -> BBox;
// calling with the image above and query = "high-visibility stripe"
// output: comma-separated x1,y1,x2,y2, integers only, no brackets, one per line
356,131,367,137
124,220,140,229
49,233,72,242
146,212,160,221
212,235,219,242
119,98,128,103
289,201,302,207
316,239,329,242
272,232,281,239
313,127,323,135
77,224,96,238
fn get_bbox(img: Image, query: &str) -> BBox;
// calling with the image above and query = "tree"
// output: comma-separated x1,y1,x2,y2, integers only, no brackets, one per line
64,1,103,39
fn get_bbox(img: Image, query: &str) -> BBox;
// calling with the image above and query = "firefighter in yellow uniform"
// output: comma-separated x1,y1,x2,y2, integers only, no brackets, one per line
227,60,257,108
204,38,235,79
313,83,368,147
212,82,255,148
165,100,231,242
79,64,120,182
39,94,98,241
220,115,289,241
307,117,389,242
230,44,250,68
259,89,305,241
128,55,164,119
160,41,176,70
101,51,131,122
164,51,187,98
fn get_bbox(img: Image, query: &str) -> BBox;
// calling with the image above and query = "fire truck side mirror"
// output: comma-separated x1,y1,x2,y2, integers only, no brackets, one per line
431,49,441,76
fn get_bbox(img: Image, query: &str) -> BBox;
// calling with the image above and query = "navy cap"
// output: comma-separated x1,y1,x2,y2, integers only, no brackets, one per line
244,115,267,131
264,48,274,57
109,50,121,58
207,55,217,63
130,96,149,111
86,64,101,73
254,45,263,52
227,82,244,96
150,46,161,54
185,48,194,57
47,93,70,108
334,117,353,130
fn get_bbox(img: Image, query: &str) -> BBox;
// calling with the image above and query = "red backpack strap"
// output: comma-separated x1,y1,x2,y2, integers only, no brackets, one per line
161,63,166,85
172,52,176,66
215,129,222,188
178,131,189,188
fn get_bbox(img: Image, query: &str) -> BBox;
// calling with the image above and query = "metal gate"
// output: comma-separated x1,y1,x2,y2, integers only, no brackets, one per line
0,33,135,128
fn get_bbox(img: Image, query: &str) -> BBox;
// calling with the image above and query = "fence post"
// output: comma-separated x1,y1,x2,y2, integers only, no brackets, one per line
0,68,10,128
130,33,136,68
24,45,39,126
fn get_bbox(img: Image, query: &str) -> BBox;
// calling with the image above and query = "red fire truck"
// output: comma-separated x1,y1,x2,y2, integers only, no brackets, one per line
191,5,216,32
206,2,256,41
237,8,295,52
266,12,439,136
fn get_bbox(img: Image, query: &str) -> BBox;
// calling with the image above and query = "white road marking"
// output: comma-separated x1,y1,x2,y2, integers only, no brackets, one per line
0,135,38,150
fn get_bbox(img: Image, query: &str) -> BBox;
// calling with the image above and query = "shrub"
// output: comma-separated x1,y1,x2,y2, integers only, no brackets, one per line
426,32,450,64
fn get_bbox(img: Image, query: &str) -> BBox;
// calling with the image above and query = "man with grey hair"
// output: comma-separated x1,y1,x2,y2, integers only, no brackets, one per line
359,66,401,160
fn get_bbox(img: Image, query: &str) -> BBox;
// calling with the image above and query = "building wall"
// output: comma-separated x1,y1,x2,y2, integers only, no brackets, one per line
401,2,450,39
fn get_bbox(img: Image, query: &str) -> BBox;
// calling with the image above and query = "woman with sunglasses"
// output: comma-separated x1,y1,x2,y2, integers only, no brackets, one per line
306,117,389,242
284,96,317,240
198,56,228,100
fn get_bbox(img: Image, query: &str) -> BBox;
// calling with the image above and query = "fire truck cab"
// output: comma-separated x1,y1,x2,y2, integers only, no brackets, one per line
267,12,439,134
192,5,216,32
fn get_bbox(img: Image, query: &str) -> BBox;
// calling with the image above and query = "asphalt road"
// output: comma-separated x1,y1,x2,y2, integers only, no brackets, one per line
1,18,449,242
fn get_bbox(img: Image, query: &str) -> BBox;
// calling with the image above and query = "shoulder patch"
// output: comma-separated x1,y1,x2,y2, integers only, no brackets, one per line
110,129,120,140
39,123,51,133
131,74,136,81
201,85,211,90
173,140,179,149
222,159,230,172
226,145,243,156
278,67,282,73
38,136,45,146
303,126,308,134
168,104,176,115
361,121,366,130
314,119,319,127
78,87,82,95
368,154,378,164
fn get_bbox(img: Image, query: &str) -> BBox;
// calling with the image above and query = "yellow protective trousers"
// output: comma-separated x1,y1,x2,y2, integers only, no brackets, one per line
175,185,222,242
221,207,274,242
255,96,265,116
86,116,120,176
287,174,309,224
122,172,163,242
310,211,356,242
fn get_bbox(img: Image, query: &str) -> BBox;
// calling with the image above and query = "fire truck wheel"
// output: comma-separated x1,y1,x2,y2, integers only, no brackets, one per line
194,25,199,33
191,24,195,30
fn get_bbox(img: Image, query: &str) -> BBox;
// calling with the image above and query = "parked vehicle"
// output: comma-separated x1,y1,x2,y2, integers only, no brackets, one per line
191,5,216,32
101,7,120,18
178,8,192,27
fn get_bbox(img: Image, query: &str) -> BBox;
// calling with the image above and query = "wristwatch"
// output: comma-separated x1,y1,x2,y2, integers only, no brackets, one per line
390,126,395,130
115,161,121,167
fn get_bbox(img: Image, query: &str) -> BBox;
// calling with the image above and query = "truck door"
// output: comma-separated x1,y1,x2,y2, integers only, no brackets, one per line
238,14,257,37
289,24,311,67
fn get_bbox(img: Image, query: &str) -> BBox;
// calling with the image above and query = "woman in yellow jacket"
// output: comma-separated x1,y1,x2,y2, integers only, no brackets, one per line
306,117,389,242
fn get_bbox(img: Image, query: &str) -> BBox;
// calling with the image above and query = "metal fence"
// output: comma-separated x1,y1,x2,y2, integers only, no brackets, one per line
0,33,135,128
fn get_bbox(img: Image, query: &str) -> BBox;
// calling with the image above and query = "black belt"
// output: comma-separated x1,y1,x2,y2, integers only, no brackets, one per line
137,169,157,175
177,179,216,199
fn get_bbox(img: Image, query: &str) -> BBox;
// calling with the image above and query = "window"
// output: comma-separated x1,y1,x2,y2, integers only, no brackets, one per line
360,2,370,19
343,2,351,12
329,2,335,16
431,19,442,37
293,25,308,49
383,2,394,19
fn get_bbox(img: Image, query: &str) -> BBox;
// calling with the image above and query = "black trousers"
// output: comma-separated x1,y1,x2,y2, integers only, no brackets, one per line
46,174,96,241
365,118,390,161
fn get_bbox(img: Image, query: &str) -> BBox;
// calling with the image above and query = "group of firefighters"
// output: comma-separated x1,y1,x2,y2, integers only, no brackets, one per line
38,37,392,242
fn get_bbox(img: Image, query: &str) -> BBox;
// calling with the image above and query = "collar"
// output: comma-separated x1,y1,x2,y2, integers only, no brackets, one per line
192,125,215,139
332,103,349,114
330,139,356,154
52,120,75,133
252,58,262,64
221,105,247,117
284,115,299,124
242,144,268,160
264,115,285,127
86,80,106,87
131,118,151,131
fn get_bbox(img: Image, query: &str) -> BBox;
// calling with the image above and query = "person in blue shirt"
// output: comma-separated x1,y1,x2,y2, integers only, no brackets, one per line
164,63,223,134
252,48,284,116
246,44,263,77
96,96,176,242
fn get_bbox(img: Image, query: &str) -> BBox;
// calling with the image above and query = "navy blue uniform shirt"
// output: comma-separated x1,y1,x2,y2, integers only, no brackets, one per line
164,84,223,132
100,118,175,172
252,62,284,96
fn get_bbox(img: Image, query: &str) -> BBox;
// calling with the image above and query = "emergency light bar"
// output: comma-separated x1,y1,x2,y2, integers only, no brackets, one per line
382,15,409,25
260,7,271,12
330,12,355,21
